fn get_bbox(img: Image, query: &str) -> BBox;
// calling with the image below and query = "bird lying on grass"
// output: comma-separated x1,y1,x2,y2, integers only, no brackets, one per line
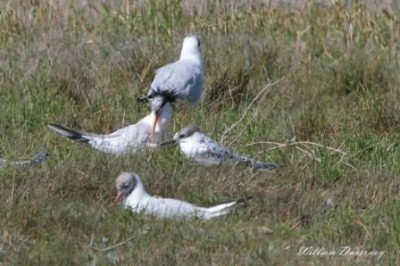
160,125,277,170
115,172,251,219
48,102,172,156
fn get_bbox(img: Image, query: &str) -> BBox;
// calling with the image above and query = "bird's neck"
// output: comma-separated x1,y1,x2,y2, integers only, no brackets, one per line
156,102,172,131
142,103,172,133
180,50,202,65
125,182,148,203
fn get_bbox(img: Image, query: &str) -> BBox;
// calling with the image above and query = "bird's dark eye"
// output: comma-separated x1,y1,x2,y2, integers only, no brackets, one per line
179,134,185,139
121,183,129,189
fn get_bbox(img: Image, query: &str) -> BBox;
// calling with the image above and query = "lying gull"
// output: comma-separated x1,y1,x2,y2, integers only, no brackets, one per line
161,125,277,170
142,36,203,141
0,150,47,169
48,102,172,156
115,172,250,219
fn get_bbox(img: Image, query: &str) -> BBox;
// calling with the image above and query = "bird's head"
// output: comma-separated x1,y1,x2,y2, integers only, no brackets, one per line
180,35,201,62
115,172,138,202
160,124,200,146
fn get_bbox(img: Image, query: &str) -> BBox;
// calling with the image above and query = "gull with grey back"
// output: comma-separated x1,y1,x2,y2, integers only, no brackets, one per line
145,36,203,141
115,172,250,219
161,125,277,170
48,102,172,156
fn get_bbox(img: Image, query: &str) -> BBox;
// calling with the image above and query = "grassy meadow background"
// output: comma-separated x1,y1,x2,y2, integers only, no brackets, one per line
1,0,400,264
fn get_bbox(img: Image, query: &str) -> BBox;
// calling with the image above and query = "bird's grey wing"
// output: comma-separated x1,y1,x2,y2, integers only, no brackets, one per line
149,61,202,102
201,139,276,170
195,136,237,163
48,123,106,143
98,123,151,154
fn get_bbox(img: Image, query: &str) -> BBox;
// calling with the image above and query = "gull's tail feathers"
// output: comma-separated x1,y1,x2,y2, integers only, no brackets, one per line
238,156,278,171
201,196,253,219
48,123,93,144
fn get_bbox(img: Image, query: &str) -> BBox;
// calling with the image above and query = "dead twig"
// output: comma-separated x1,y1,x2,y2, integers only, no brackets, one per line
295,146,321,162
90,236,135,252
246,141,347,155
220,78,284,144
246,140,355,169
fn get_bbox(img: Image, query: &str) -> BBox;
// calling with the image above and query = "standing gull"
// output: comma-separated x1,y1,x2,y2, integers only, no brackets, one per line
48,102,172,156
161,125,277,170
144,36,203,141
115,172,250,219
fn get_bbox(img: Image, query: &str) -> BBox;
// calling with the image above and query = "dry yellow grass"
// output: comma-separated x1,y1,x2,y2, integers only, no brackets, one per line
0,1,399,265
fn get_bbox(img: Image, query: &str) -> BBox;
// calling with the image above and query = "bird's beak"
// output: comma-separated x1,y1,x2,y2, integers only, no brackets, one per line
114,192,123,202
160,138,177,146
151,111,160,144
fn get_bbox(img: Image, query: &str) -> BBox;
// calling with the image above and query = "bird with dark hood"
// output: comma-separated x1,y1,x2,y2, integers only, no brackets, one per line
115,172,251,219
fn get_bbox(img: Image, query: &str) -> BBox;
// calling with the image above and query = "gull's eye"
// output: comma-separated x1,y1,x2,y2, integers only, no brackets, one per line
179,134,185,139
121,183,129,190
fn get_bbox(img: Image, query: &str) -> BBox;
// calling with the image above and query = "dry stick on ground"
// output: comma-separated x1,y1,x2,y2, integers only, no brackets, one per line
246,140,355,169
247,141,347,155
220,78,284,144
90,235,135,252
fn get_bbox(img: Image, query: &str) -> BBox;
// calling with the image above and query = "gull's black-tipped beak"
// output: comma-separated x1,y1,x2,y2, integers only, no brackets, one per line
160,139,178,146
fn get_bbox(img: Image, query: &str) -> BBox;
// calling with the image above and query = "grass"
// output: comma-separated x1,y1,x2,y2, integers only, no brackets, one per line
1,0,400,265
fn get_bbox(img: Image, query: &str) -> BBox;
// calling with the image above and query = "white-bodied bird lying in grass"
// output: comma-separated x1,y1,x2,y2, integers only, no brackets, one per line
48,102,172,156
160,125,277,170
115,172,251,219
